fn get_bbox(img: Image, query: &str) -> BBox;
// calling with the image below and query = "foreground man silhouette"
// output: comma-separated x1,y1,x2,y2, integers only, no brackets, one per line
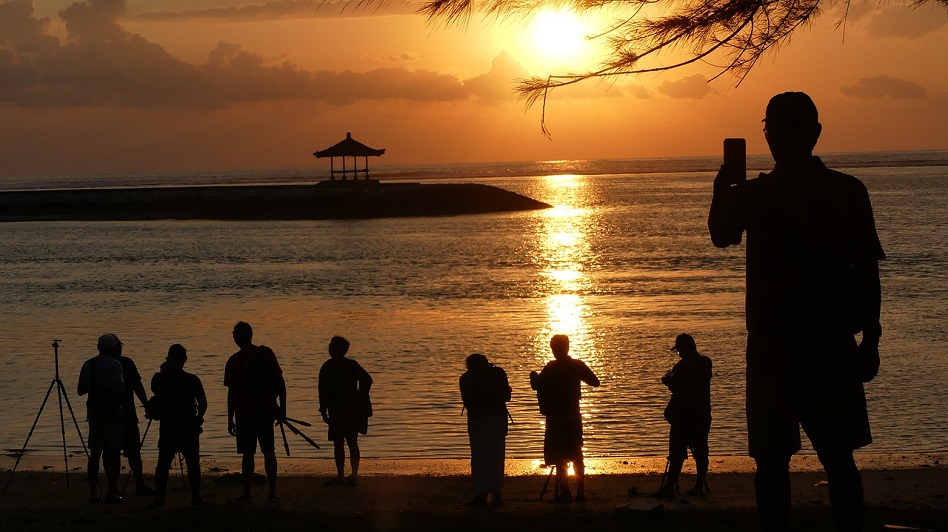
225,322,287,504
530,334,600,503
709,92,885,531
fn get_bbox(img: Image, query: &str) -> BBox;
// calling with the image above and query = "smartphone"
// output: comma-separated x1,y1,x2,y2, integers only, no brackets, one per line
723,138,746,183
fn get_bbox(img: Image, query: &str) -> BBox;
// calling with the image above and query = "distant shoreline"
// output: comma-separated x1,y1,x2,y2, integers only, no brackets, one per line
0,182,551,222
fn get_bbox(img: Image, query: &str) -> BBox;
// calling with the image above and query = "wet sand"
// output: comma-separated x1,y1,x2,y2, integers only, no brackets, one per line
2,454,946,531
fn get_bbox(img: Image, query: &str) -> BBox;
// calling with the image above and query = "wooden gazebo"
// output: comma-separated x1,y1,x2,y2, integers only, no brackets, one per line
313,132,386,181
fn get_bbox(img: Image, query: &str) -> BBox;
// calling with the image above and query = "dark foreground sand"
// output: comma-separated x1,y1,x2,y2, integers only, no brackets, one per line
2,463,946,532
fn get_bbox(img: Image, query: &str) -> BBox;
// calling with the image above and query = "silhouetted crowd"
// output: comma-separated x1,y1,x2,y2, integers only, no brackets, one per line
67,91,884,532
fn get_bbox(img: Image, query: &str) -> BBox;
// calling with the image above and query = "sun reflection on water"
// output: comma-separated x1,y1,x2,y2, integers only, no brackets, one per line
533,174,600,369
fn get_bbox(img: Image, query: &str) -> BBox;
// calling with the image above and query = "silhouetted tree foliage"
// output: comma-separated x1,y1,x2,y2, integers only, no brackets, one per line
410,0,947,133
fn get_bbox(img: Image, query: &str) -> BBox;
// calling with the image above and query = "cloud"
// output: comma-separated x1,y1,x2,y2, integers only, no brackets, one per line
865,5,948,38
464,51,529,102
841,75,927,99
656,74,712,99
132,0,420,23
0,0,522,109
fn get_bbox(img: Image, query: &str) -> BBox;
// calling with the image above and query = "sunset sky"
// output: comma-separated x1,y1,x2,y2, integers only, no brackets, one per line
2,0,946,178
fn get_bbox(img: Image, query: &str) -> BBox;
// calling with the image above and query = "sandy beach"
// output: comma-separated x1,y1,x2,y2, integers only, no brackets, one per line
2,455,946,531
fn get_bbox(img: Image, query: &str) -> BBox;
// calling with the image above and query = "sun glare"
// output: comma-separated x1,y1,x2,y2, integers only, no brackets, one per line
530,9,589,65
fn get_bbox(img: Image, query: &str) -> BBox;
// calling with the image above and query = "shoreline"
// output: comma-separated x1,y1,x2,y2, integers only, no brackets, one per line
2,466,946,531
5,452,945,477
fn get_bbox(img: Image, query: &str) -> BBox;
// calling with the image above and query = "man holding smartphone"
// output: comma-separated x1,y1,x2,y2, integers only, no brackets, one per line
708,92,885,531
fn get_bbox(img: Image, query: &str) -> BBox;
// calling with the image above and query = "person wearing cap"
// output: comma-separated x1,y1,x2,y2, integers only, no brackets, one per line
529,334,600,503
108,334,155,497
651,333,712,499
709,92,885,531
150,344,207,506
77,334,128,504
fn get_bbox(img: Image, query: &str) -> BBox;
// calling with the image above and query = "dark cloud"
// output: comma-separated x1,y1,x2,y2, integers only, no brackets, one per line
656,74,712,99
841,75,927,99
865,4,948,38
0,0,518,108
132,0,419,22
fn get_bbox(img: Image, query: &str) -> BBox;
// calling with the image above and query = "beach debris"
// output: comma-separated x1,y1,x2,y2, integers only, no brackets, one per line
814,480,829,487
614,500,664,514
883,525,936,531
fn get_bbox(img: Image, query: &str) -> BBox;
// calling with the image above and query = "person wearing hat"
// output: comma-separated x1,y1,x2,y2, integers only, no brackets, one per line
652,333,712,498
77,334,128,504
709,92,885,531
150,344,207,506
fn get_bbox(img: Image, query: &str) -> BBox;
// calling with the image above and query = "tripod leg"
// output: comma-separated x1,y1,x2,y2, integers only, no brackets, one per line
3,380,57,494
178,452,186,488
56,378,70,487
539,464,554,500
124,419,152,493
58,380,89,458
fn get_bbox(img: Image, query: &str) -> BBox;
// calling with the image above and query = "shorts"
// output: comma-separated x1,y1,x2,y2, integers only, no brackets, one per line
668,418,711,462
543,411,583,466
123,419,142,457
235,414,275,455
87,410,124,453
746,333,871,460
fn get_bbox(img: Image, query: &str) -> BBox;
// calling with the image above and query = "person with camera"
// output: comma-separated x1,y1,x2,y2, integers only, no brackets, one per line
652,333,712,499
225,321,286,504
77,334,127,504
530,334,600,503
150,344,207,506
709,92,885,531
459,353,511,507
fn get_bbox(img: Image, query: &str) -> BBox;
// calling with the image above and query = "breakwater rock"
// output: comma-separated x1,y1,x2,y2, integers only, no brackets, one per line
0,182,551,221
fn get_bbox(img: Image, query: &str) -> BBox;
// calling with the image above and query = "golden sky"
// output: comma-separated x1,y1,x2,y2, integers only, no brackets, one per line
1,0,946,177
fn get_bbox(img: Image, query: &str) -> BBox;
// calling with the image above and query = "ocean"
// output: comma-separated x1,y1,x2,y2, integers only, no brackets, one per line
1,150,946,464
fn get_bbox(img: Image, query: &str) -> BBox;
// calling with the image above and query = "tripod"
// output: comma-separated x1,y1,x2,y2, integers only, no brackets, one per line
3,340,89,493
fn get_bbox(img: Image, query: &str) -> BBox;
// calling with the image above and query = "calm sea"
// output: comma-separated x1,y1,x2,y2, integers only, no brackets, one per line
1,151,946,463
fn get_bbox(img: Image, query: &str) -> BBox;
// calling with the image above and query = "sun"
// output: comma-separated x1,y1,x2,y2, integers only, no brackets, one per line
530,9,589,63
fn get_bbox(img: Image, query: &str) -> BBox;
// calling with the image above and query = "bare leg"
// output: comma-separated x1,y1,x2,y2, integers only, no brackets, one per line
262,449,278,499
241,452,255,498
333,438,346,480
755,456,791,532
103,450,121,500
87,448,102,501
818,450,863,532
555,461,571,501
575,458,586,501
346,432,360,479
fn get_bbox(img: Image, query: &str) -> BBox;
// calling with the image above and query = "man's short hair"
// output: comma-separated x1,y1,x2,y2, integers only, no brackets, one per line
328,336,350,357
765,91,819,128
550,334,570,355
233,321,253,343
167,344,187,365
466,353,489,370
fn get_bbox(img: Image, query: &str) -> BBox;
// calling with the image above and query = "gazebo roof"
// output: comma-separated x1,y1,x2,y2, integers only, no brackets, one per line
313,132,385,158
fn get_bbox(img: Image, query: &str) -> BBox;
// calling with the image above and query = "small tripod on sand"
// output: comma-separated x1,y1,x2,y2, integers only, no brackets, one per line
3,340,89,493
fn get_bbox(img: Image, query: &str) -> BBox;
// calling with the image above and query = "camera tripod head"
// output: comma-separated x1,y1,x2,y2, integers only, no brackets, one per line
52,339,62,348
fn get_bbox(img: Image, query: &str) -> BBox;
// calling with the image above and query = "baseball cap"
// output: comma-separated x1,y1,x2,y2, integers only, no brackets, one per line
97,334,119,349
